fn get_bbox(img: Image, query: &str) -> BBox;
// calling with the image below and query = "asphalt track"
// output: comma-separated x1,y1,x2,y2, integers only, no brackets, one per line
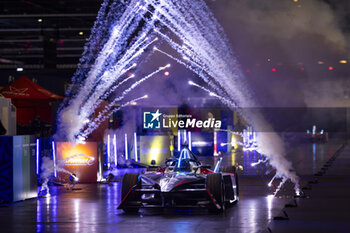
0,138,347,233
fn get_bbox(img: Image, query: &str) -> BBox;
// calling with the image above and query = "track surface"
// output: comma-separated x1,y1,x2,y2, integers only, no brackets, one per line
0,138,346,233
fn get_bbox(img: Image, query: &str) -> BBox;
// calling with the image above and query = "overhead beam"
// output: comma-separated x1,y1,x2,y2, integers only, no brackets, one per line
0,64,79,69
0,39,42,43
0,27,91,32
0,47,83,52
0,14,97,18
0,38,85,43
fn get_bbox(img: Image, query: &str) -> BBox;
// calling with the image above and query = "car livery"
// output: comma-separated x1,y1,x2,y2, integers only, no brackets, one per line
118,147,239,213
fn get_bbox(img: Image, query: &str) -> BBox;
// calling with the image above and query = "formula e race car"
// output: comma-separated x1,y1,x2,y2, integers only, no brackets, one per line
117,147,239,213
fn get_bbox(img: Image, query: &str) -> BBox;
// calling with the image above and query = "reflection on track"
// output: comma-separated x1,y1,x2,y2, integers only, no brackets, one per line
0,140,344,233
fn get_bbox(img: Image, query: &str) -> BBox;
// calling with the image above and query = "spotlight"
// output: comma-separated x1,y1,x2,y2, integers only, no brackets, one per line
164,71,170,76
294,190,307,198
70,174,79,182
16,67,23,72
38,18,43,23
188,81,194,85
79,31,84,36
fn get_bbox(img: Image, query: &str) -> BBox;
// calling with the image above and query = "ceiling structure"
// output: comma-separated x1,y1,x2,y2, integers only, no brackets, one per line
0,0,102,71
0,0,348,72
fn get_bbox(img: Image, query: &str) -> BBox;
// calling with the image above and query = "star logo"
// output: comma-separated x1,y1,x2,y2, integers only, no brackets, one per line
143,109,162,129
150,109,162,122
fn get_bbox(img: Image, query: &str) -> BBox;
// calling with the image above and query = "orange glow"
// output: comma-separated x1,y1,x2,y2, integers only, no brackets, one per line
56,142,98,182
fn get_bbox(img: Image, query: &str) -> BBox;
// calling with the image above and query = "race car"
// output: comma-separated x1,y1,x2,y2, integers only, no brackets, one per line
306,125,328,143
117,147,239,213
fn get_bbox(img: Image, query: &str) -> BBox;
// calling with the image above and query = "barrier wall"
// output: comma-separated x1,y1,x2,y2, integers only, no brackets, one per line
0,135,37,203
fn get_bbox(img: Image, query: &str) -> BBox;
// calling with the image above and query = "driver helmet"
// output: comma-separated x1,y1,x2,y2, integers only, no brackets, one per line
177,159,191,172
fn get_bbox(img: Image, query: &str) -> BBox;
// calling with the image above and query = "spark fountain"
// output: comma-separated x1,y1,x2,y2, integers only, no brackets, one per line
55,0,299,193
39,156,80,196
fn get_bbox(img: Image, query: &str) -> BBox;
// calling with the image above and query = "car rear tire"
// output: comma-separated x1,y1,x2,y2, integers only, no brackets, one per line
235,173,239,197
121,173,141,213
220,166,239,197
206,173,224,212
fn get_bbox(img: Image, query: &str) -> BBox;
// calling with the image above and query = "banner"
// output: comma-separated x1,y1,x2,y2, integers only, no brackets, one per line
56,142,98,182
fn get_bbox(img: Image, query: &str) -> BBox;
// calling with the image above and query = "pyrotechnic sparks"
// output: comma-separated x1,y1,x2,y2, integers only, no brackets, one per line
188,80,236,107
80,95,148,138
56,0,300,193
273,177,288,196
268,174,277,187
251,158,268,167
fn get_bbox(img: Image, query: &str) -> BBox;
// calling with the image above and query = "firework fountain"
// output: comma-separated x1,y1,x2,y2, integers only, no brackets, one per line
39,156,79,196
55,0,299,194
